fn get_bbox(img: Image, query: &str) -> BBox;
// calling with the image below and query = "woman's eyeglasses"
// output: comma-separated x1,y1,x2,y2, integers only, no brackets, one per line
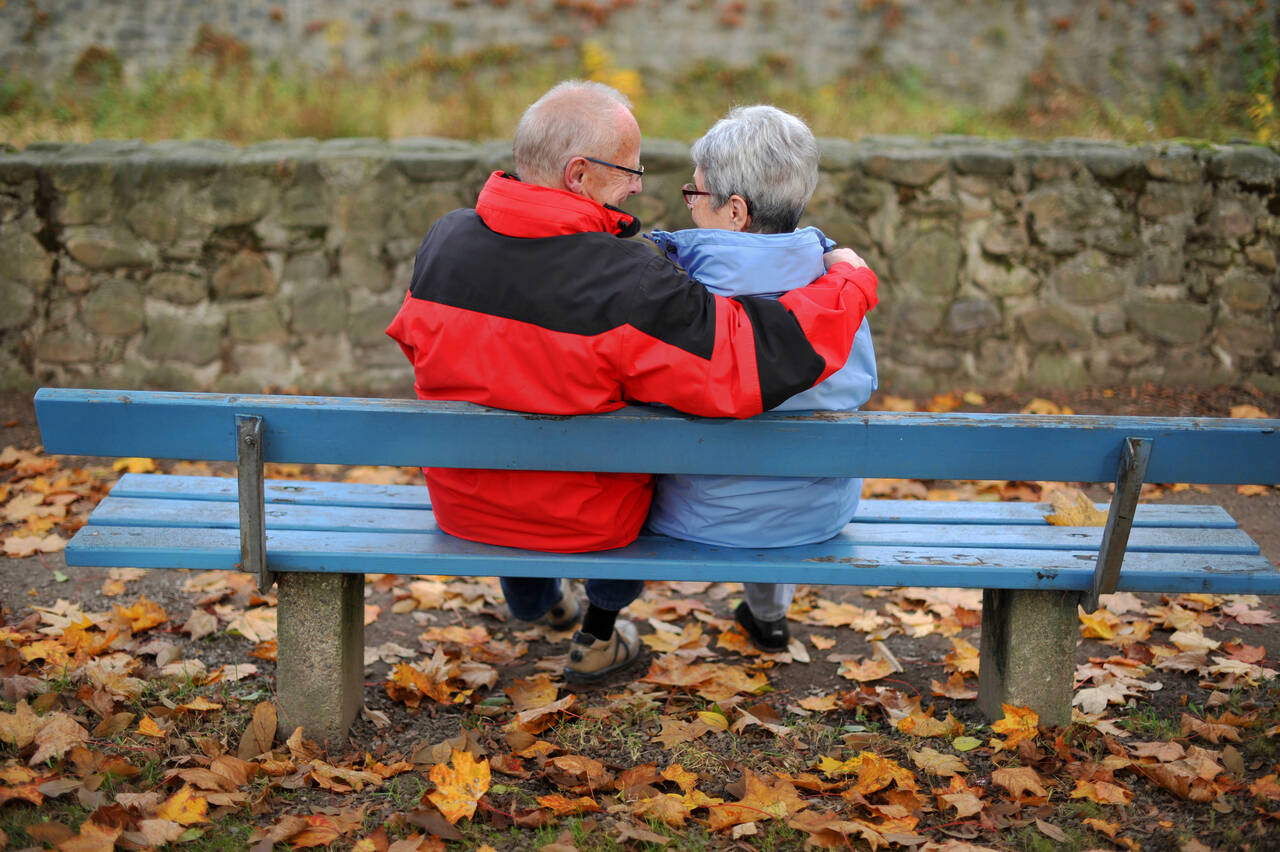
681,183,712,207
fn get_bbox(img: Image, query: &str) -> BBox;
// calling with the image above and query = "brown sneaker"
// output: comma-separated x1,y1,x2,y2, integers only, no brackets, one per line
564,619,643,682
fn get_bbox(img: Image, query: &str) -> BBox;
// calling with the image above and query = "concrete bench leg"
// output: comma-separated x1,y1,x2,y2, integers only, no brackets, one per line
977,589,1079,727
274,572,364,745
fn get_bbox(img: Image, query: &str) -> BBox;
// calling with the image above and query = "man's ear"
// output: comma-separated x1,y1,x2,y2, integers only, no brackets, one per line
563,157,588,194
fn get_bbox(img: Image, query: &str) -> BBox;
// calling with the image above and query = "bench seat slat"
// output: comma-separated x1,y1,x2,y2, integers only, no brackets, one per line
64,525,1280,595
107,474,1240,529
85,495,1261,555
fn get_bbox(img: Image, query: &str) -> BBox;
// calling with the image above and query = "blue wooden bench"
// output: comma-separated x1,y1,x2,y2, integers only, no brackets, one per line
34,388,1280,743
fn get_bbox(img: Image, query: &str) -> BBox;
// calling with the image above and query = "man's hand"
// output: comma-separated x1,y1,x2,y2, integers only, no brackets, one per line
822,247,868,270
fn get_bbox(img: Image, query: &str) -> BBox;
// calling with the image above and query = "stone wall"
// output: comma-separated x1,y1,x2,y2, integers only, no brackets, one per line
5,0,1275,110
1,136,1277,396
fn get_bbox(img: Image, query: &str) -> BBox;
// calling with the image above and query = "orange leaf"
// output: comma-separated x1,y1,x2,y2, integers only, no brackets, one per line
427,749,490,824
1083,816,1121,837
837,657,894,682
536,793,602,816
56,820,121,852
991,704,1039,748
931,672,978,700
1070,778,1134,805
1230,404,1271,419
114,596,169,632
178,697,223,713
156,784,209,825
137,714,168,739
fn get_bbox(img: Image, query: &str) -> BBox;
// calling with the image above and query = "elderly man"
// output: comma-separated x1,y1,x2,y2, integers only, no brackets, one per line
386,80,878,682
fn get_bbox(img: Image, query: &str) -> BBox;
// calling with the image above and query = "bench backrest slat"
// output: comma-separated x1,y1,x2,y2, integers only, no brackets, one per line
35,388,1280,484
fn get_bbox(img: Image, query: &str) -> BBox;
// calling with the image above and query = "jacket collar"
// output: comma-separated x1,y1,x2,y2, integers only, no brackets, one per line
475,171,640,239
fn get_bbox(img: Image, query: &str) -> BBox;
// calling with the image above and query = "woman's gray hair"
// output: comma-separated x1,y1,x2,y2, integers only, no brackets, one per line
690,105,819,234
513,80,633,186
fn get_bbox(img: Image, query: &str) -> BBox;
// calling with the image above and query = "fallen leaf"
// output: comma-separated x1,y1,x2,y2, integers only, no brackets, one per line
1070,778,1134,805
536,793,601,816
1230,404,1271,419
991,704,1039,748
1044,488,1107,526
112,457,156,473
29,712,89,765
910,747,968,777
837,657,894,682
427,749,490,824
156,785,209,825
991,766,1048,799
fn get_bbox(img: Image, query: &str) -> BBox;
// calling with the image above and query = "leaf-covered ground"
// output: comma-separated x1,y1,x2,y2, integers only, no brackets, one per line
2,388,1278,851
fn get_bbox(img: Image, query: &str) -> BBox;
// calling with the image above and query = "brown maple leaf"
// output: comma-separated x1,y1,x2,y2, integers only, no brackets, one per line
991,765,1049,800
29,711,89,765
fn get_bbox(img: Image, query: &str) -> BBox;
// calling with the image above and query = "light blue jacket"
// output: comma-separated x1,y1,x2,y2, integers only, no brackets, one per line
643,227,878,547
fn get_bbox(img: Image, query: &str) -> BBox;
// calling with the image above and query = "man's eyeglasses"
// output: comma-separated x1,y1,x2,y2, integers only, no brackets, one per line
583,156,644,177
681,183,712,206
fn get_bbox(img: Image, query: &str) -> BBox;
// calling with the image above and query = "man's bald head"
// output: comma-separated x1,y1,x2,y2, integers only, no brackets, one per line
513,80,636,189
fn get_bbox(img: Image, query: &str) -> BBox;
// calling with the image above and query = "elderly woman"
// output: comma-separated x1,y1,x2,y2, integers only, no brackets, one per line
645,105,878,652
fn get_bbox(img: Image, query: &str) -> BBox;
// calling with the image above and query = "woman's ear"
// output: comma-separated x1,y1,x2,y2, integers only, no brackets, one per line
729,195,752,231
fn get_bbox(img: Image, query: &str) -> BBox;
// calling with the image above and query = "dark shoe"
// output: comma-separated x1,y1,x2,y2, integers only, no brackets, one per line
543,578,582,630
564,619,643,682
734,601,790,653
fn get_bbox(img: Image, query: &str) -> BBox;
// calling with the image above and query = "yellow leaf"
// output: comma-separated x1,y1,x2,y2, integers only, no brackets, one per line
697,710,729,731
1044,488,1107,526
156,784,209,825
879,395,917,412
1230,404,1270,419
1237,484,1270,497
1078,607,1117,640
962,391,985,406
427,749,490,824
1022,398,1074,415
112,457,156,473
991,704,1039,748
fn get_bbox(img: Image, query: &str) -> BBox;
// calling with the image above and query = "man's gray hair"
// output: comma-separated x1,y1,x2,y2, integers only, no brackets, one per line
690,105,819,234
513,80,634,187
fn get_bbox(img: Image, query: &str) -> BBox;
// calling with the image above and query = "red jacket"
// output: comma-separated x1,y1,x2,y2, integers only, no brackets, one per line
386,171,878,552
